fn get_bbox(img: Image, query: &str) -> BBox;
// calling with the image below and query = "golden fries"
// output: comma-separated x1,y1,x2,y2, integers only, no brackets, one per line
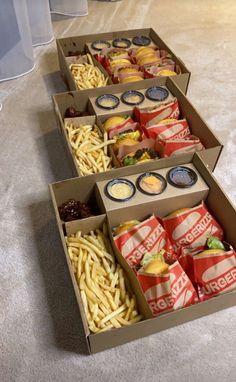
70,54,108,90
65,122,115,176
66,223,142,333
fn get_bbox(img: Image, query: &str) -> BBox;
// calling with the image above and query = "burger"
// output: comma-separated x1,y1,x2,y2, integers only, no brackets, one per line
158,69,177,76
194,248,224,258
112,130,141,153
121,76,144,84
140,250,169,275
103,115,127,132
166,208,191,217
138,55,160,67
122,148,159,166
113,220,140,236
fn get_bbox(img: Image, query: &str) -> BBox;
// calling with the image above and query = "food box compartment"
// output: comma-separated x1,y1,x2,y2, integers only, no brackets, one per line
52,76,223,175
49,153,236,353
56,28,190,94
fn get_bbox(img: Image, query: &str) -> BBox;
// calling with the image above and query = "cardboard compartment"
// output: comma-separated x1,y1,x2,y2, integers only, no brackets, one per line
53,77,223,174
64,53,113,91
49,154,236,353
56,28,190,94
96,163,209,213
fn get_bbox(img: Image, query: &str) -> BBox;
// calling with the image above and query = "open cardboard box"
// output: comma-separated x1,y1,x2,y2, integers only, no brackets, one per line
56,28,190,94
52,76,222,176
49,153,236,353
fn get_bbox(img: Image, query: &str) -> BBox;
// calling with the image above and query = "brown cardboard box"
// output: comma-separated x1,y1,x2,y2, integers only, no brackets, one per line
49,153,236,353
56,28,190,94
52,76,222,176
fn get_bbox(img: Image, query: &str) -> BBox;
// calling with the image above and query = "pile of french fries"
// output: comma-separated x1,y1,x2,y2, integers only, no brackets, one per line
65,122,115,176
70,54,108,90
66,224,142,333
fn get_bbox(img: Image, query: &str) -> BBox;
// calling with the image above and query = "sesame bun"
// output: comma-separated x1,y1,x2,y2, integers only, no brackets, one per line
121,76,143,84
103,116,126,131
144,259,169,274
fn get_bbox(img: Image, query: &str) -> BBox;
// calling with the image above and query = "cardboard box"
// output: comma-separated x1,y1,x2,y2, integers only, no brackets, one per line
56,28,191,94
49,153,236,353
52,76,223,176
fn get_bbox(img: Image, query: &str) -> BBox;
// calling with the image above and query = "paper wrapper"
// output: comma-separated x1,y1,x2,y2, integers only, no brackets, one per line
144,119,190,140
155,135,204,157
193,250,236,300
137,261,198,316
134,99,180,127
117,138,155,161
161,202,224,255
113,215,174,268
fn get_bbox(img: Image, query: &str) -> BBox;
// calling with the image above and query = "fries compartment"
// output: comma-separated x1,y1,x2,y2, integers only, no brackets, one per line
62,115,122,176
56,28,191,94
66,53,113,91
62,215,153,337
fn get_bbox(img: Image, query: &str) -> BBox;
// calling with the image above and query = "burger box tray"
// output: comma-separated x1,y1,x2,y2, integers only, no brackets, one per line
49,153,236,353
52,76,223,175
56,28,191,94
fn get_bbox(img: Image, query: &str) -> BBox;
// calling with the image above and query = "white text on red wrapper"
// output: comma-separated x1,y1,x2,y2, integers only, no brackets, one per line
148,272,189,315
127,225,165,265
173,212,213,251
201,268,236,295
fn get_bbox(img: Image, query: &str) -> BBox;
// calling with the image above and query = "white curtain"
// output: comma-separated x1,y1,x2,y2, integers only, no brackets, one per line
0,0,88,82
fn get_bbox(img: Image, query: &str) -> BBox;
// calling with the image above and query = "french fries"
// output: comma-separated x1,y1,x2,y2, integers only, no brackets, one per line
70,54,108,90
66,224,142,333
65,122,115,176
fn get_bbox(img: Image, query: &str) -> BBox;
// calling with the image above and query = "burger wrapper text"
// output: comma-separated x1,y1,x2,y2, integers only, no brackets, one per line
134,99,180,127
155,135,204,157
137,261,198,316
161,202,224,256
144,119,190,141
114,215,174,268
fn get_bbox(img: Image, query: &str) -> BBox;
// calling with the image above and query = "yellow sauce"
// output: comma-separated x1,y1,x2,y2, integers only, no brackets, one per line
99,98,117,107
110,183,133,200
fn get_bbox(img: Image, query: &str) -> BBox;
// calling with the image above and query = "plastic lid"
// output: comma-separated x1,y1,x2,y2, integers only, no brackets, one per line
105,178,136,202
95,94,120,110
91,40,111,51
132,35,151,46
121,90,144,106
112,38,131,49
137,172,167,195
145,86,169,102
167,166,198,188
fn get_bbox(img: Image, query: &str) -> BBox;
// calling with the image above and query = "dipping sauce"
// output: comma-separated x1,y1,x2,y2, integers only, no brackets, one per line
91,40,111,51
96,94,120,110
145,86,169,102
132,35,151,46
106,179,135,202
112,38,131,49
167,166,198,188
137,172,167,195
121,90,144,106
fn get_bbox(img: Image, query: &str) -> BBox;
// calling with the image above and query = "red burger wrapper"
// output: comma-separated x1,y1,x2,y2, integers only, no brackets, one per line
113,215,174,268
193,250,236,301
161,202,224,256
134,99,180,127
155,135,204,158
144,64,176,79
137,261,198,316
106,117,134,138
144,119,191,140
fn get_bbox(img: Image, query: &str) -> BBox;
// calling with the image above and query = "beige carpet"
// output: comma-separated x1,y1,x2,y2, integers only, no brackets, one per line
1,1,236,381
